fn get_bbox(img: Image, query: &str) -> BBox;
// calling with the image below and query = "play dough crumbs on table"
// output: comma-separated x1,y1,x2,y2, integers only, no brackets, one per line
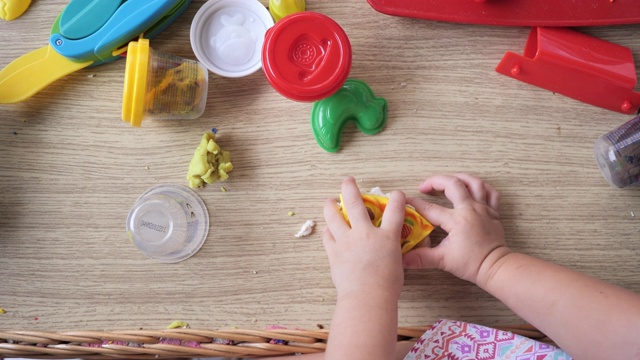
167,320,189,329
187,131,233,188
295,220,316,237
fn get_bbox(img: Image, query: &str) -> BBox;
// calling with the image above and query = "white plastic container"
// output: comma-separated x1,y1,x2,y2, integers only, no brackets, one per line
190,0,274,78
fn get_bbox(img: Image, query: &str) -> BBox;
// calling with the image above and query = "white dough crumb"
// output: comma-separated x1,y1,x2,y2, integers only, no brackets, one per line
369,187,416,210
631,212,635,217
295,220,316,237
369,187,391,197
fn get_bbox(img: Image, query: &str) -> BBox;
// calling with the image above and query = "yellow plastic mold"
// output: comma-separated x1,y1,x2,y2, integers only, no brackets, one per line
340,193,434,254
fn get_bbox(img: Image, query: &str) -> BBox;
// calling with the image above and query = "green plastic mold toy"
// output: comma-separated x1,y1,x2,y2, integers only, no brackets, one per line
311,79,387,153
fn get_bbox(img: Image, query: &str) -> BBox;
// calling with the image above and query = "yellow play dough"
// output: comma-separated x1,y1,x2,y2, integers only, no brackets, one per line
0,0,32,21
187,132,233,188
167,320,189,329
145,62,207,116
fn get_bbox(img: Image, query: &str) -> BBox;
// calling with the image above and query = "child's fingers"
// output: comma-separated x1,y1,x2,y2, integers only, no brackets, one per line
452,173,487,204
418,175,473,208
485,183,500,212
340,176,371,226
323,198,350,239
322,227,337,254
402,246,443,270
410,236,432,251
407,197,452,232
380,190,406,234
322,228,339,270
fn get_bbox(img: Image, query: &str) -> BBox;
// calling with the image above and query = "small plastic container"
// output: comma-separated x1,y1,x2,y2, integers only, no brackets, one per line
594,114,640,188
190,0,274,78
126,185,210,263
122,38,208,127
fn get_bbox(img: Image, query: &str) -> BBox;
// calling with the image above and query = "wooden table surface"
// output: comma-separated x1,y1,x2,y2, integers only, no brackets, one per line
1,1,640,333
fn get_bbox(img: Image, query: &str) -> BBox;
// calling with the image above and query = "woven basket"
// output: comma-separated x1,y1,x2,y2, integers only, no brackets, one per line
0,324,550,359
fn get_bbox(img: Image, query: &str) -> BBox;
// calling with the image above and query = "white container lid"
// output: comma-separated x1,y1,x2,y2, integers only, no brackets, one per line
190,0,274,78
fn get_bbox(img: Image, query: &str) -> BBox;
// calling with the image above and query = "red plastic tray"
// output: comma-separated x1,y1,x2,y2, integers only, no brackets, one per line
367,0,640,27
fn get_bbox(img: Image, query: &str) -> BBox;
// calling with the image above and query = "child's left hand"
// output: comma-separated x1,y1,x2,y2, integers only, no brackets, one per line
323,177,406,300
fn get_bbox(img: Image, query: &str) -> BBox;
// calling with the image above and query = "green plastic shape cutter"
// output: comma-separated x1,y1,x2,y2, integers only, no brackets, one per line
311,79,388,153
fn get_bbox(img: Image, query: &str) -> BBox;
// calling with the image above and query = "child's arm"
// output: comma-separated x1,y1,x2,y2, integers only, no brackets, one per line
261,341,416,360
402,173,640,360
263,176,412,360
479,251,640,360
261,341,415,360
321,176,406,360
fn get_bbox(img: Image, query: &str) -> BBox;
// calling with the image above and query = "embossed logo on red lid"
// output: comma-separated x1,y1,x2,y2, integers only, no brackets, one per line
262,12,352,102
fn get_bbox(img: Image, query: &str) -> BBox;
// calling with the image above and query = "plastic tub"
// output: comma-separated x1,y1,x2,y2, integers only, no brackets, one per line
122,38,208,127
190,0,274,78
126,185,210,263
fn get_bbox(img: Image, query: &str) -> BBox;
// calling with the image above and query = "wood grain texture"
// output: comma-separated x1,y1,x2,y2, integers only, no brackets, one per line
1,0,639,332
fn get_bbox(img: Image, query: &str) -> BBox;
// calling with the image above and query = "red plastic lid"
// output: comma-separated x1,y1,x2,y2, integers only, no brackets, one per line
262,12,352,102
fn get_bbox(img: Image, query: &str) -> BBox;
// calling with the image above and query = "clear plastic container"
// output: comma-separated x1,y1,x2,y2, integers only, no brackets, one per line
122,38,208,127
594,114,640,188
126,185,209,263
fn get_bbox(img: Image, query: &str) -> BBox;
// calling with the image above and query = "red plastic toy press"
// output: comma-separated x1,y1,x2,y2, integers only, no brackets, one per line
496,27,640,114
366,0,640,27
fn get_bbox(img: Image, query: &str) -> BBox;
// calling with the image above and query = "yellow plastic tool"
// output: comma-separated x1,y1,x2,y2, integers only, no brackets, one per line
0,46,92,104
0,0,191,104
340,193,434,254
0,0,32,21
268,0,305,22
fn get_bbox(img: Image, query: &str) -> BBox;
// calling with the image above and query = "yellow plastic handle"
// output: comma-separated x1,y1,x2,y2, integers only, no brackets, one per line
0,0,32,21
0,46,92,103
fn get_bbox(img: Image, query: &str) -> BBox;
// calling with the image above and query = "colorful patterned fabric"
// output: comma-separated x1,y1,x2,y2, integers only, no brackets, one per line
403,319,572,360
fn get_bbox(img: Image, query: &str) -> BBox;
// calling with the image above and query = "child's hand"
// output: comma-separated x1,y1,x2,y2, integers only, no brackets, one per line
402,174,510,286
323,177,406,300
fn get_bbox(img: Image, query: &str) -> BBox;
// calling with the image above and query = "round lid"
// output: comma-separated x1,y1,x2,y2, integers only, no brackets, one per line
126,185,209,263
190,0,274,78
262,12,352,102
121,38,150,127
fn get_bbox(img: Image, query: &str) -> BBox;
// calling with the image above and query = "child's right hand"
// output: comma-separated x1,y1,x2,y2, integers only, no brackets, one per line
402,174,511,286
323,177,406,300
